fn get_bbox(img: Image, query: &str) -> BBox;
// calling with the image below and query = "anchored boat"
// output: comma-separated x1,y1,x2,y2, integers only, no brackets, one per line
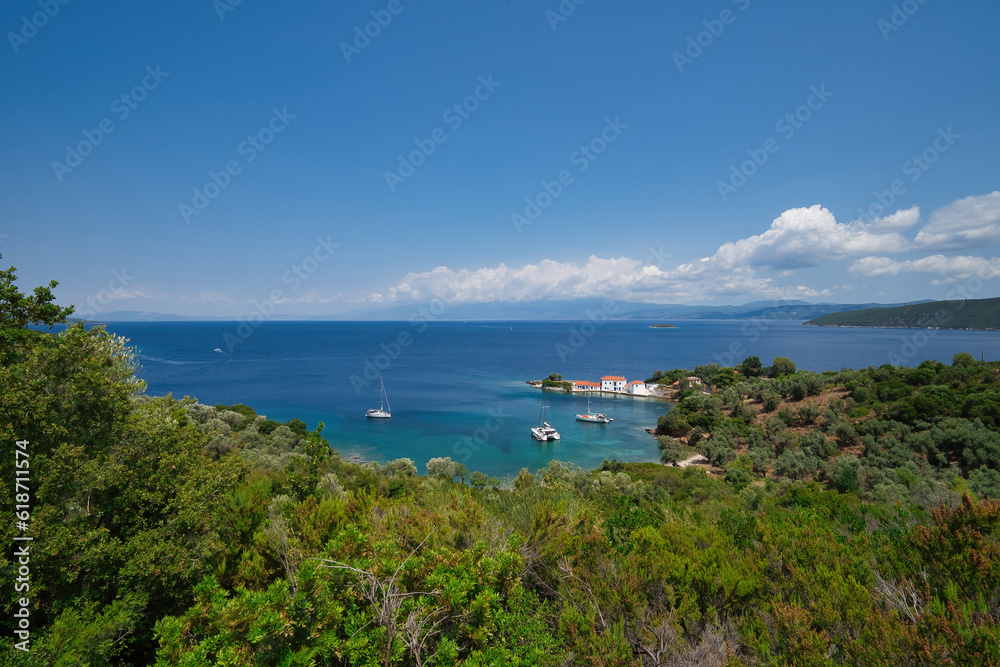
531,393,560,441
366,376,391,419
576,386,612,423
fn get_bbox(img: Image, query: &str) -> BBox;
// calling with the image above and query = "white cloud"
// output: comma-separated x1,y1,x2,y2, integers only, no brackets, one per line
108,288,151,300
914,192,1000,249
850,254,1000,282
869,206,921,231
271,289,341,305
371,257,651,303
177,291,232,304
706,205,910,270
366,254,831,305
367,204,910,305
367,195,999,306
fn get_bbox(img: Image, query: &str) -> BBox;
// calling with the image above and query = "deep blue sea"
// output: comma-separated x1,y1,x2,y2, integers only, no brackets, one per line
97,320,999,479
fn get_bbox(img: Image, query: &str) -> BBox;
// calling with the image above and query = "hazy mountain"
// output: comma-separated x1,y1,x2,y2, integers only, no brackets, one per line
89,299,935,322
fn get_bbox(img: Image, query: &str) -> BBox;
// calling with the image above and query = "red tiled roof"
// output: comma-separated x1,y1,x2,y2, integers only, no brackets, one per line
601,376,627,381
628,380,643,385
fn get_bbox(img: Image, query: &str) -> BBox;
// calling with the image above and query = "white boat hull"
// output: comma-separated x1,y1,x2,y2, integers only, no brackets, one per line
366,376,392,418
532,422,560,441
576,413,612,423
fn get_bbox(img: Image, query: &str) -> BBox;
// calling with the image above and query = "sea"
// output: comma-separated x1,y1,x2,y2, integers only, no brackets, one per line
94,320,999,480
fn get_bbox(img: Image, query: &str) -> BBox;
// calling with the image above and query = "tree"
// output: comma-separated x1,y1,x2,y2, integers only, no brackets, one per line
969,467,1000,500
0,255,75,363
470,471,489,490
426,457,465,481
513,467,535,490
385,458,418,477
658,436,686,465
953,352,977,367
787,377,807,401
768,357,797,378
710,367,737,389
736,355,763,378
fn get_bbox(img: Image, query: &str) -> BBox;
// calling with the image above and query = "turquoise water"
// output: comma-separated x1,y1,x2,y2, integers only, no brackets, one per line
99,320,999,479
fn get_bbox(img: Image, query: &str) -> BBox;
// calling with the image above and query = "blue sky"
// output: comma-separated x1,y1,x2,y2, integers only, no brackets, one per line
2,0,999,318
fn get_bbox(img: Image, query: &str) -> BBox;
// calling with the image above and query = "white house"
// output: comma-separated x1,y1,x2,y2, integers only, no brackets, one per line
573,380,600,392
601,376,627,392
627,380,652,396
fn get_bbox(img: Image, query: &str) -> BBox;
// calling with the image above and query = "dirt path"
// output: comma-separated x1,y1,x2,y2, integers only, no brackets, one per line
677,453,709,468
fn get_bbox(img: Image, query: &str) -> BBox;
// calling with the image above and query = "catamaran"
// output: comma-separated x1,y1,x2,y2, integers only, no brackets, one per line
366,376,391,419
576,393,612,423
531,393,560,441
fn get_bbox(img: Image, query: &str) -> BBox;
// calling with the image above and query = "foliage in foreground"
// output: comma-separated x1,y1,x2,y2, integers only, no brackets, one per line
1,264,999,665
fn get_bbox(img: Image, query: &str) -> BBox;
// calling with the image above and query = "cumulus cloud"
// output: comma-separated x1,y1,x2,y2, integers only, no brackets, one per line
869,206,921,231
365,255,831,306
367,195,1000,306
368,257,651,303
366,205,912,304
707,205,910,270
914,192,1000,249
849,254,1000,282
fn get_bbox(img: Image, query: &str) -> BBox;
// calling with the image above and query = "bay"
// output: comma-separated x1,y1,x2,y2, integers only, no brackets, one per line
98,320,999,479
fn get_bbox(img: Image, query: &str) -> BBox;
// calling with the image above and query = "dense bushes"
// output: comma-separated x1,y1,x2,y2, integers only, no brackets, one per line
2,267,999,665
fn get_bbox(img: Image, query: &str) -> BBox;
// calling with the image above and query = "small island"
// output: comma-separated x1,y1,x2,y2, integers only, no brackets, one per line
650,323,676,328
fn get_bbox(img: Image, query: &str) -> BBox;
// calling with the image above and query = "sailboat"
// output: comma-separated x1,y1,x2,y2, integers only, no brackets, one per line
576,391,612,423
366,376,391,419
531,393,560,441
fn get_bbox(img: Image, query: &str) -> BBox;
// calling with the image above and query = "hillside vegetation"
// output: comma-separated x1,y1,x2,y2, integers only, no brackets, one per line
2,260,1000,666
805,297,1000,329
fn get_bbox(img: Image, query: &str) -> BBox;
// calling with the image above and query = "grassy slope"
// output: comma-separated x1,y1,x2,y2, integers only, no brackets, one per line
805,297,1000,329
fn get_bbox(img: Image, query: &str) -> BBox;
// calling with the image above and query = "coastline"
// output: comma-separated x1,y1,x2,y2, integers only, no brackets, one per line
804,323,998,330
526,379,678,402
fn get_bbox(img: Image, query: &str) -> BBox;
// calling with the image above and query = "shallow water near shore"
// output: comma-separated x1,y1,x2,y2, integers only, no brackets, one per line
98,320,999,479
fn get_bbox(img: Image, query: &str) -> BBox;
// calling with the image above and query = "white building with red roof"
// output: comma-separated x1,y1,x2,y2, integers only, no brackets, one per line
601,376,627,392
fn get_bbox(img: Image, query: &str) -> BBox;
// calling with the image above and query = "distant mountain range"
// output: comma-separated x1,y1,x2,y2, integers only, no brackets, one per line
805,297,1000,330
611,300,933,322
85,299,935,323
